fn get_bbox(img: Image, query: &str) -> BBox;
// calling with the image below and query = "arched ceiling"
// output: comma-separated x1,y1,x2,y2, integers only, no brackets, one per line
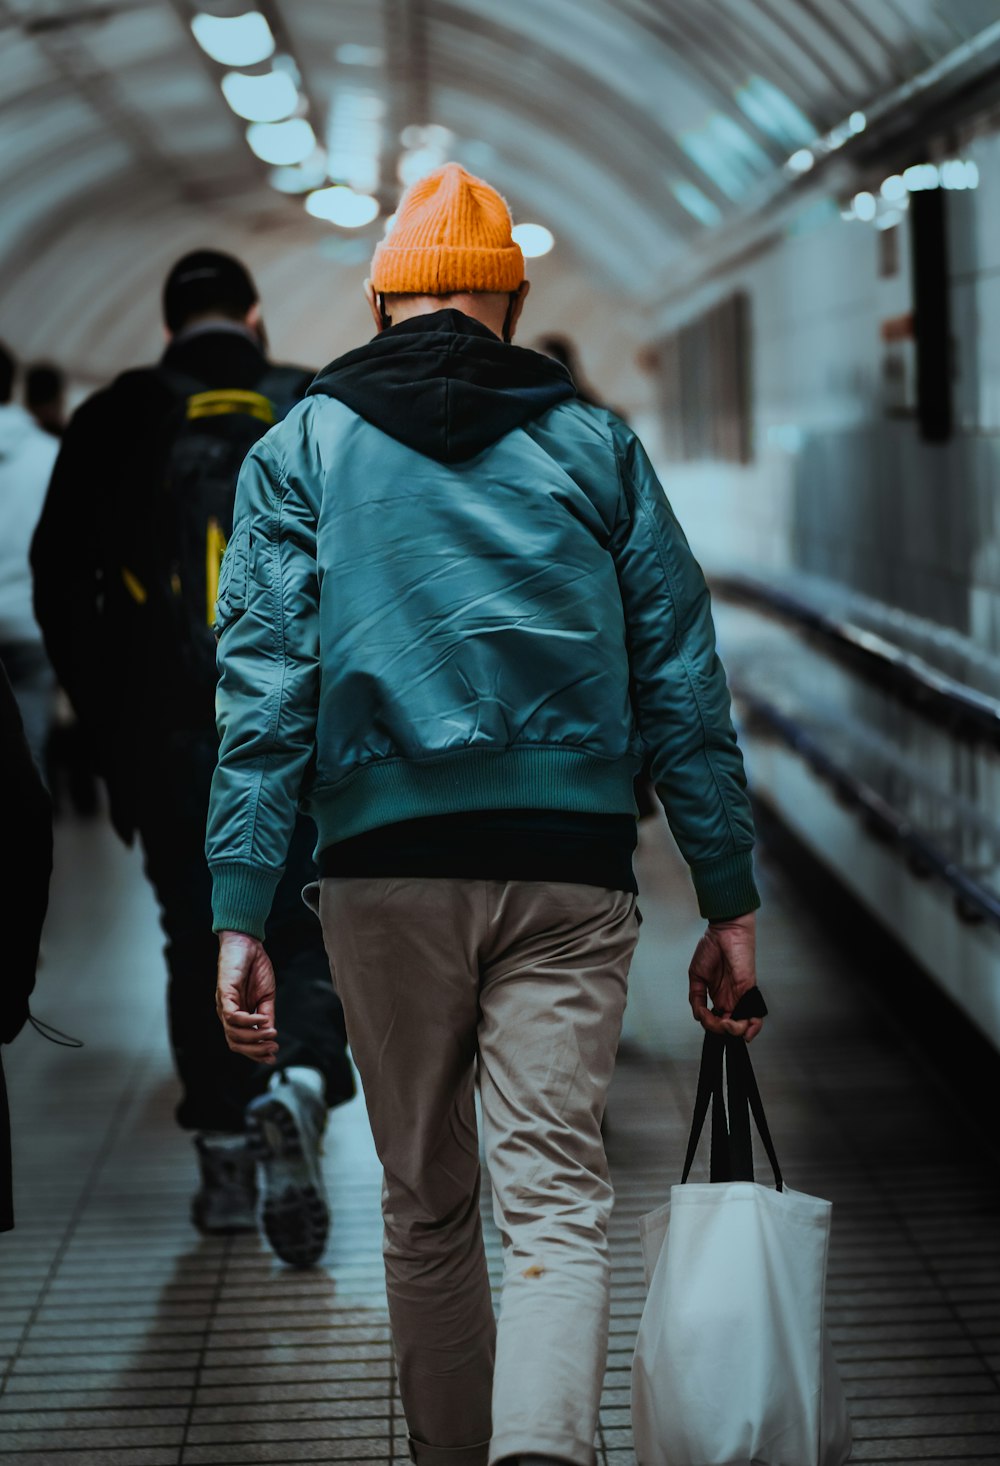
0,0,996,376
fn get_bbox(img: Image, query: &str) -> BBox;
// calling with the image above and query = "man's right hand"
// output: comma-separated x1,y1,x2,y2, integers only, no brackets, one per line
687,911,763,1043
216,930,279,1064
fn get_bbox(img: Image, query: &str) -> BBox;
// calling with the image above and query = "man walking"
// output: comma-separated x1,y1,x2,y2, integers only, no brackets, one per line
209,165,762,1464
32,252,353,1267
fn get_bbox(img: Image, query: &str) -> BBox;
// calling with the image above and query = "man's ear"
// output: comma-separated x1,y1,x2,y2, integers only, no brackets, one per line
246,302,262,331
507,280,531,342
364,279,385,333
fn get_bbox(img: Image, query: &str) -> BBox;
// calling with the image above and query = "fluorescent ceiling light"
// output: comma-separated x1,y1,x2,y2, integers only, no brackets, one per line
222,69,299,123
736,78,816,151
246,118,316,165
671,180,723,228
940,159,979,190
270,153,328,194
306,185,380,228
880,174,906,202
327,89,383,194
191,12,274,67
851,191,876,221
511,223,554,258
903,163,940,191
398,147,446,186
787,149,814,175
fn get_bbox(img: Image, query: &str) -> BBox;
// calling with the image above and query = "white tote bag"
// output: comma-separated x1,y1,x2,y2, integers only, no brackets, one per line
631,1027,852,1466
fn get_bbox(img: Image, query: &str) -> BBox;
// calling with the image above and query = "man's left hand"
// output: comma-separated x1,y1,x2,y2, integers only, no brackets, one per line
216,930,279,1064
687,911,762,1043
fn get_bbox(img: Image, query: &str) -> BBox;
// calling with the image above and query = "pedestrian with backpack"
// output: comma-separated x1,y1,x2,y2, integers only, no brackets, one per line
31,251,354,1267
207,165,762,1464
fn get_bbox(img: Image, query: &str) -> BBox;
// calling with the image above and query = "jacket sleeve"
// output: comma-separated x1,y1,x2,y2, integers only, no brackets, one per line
609,419,760,921
206,436,320,938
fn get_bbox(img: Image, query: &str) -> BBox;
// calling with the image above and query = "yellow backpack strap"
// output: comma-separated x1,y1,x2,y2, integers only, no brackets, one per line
121,566,148,605
185,389,275,425
205,517,228,625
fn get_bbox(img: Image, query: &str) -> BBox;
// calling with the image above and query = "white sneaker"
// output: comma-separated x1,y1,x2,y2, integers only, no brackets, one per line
244,1071,330,1268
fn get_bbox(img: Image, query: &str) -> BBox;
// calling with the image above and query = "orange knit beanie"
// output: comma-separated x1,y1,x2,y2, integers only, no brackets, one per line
370,162,524,295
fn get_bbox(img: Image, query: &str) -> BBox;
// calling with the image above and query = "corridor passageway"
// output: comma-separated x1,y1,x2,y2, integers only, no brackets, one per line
4,2,1000,1463
2,812,999,1464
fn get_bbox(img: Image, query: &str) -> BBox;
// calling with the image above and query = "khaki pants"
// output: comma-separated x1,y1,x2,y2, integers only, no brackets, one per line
314,878,638,1466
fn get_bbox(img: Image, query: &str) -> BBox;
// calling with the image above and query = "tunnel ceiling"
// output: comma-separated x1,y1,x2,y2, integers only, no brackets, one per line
0,0,996,369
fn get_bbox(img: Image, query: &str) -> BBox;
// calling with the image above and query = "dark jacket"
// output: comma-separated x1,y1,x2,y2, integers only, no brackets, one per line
0,660,53,1230
31,327,311,841
206,311,759,937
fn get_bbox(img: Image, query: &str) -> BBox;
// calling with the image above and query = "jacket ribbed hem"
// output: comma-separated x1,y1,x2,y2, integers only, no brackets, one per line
306,747,640,848
691,848,760,921
210,862,283,940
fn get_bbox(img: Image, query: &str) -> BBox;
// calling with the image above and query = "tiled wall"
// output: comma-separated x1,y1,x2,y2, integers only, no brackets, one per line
645,129,1000,1018
653,128,1000,655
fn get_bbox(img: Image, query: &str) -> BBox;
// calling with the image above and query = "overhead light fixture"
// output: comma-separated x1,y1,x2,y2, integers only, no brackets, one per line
940,159,979,190
671,180,723,228
511,223,554,259
306,185,380,228
191,12,274,67
396,125,453,187
851,191,876,222
222,69,299,123
787,148,814,175
270,153,328,194
848,112,866,135
880,174,906,202
327,90,383,195
398,146,446,186
903,163,940,192
246,118,316,165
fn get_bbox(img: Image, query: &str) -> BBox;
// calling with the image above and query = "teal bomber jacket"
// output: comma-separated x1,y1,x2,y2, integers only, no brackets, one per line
206,311,759,937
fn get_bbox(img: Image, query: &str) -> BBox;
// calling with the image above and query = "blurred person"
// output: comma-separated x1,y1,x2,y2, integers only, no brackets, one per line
26,361,67,438
208,164,762,1466
0,658,53,1231
31,252,354,1267
0,341,59,770
535,332,625,419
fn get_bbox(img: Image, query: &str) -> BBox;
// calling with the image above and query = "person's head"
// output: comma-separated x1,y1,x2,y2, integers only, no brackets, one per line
162,250,261,339
365,163,530,343
25,361,66,434
25,362,63,413
0,341,15,405
536,334,579,375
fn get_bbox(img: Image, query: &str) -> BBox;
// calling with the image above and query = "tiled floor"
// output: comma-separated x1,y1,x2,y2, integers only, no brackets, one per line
2,814,1000,1463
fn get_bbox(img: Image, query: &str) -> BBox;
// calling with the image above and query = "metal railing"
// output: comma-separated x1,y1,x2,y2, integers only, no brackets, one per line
712,573,1000,748
712,574,1000,929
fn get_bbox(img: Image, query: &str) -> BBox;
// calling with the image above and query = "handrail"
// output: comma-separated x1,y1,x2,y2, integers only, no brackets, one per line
712,573,1000,749
735,685,1000,930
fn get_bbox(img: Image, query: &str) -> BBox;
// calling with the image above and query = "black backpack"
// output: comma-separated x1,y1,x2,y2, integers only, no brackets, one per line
149,364,307,721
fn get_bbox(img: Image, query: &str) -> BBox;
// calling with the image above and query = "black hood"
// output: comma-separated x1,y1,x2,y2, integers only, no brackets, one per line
307,310,577,463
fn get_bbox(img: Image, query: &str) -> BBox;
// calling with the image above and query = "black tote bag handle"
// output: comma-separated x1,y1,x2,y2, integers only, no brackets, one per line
680,989,783,1191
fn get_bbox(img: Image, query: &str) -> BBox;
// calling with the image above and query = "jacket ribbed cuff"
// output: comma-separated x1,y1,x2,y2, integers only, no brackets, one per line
691,849,760,921
210,862,283,940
